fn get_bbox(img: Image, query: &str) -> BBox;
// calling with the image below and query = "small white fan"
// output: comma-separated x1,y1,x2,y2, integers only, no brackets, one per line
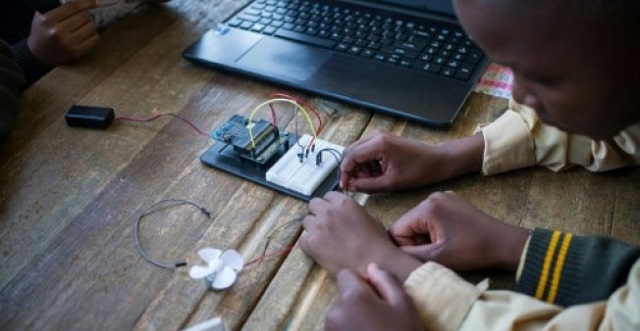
189,248,244,291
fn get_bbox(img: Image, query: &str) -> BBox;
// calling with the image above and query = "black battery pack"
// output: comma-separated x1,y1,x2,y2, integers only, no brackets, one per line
65,105,115,129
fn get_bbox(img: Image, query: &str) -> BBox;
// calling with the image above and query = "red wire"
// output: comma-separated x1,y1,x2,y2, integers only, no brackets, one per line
115,113,210,138
244,244,296,267
268,103,277,127
269,92,323,148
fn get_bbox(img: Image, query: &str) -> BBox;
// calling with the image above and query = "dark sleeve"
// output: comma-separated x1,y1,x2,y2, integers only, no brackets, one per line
0,39,25,141
10,38,50,86
516,227,640,307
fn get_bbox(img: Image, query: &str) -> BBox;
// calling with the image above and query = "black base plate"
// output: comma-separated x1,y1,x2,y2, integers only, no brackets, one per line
200,133,339,202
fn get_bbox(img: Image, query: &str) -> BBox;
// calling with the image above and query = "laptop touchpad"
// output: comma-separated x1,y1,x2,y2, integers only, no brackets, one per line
236,37,331,81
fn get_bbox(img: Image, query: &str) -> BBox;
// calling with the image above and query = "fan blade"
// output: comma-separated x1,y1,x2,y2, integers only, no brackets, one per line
189,265,214,279
198,248,222,263
220,250,244,272
211,267,237,290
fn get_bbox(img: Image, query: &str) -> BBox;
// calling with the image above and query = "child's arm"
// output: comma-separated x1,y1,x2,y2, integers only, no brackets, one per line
26,0,99,68
12,0,99,85
389,192,640,304
339,99,640,194
481,98,640,175
389,191,531,272
402,230,640,330
339,131,484,193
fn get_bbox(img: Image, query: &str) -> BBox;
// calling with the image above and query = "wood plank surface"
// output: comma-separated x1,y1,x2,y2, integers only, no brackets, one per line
0,1,638,330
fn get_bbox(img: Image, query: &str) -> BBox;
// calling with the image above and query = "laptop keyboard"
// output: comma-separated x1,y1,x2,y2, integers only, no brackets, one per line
225,0,485,82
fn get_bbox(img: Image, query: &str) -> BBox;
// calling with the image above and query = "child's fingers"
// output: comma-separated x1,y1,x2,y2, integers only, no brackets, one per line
340,138,382,174
366,263,407,305
398,244,439,262
47,0,98,22
335,269,370,296
60,11,96,35
74,31,99,56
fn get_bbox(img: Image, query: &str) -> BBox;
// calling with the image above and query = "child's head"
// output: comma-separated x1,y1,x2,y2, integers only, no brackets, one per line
454,0,640,139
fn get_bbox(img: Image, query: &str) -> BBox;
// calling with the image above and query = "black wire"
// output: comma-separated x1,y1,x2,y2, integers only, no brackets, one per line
134,199,213,270
316,147,346,193
316,147,343,164
261,216,305,258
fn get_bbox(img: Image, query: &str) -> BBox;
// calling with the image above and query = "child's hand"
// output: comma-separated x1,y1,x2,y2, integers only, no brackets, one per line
324,264,423,331
389,191,531,272
27,0,99,68
300,191,421,281
339,131,484,193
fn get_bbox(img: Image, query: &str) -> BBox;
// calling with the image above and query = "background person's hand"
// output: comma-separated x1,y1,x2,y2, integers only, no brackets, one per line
389,191,531,272
339,131,484,193
27,0,99,68
300,191,421,281
324,264,423,331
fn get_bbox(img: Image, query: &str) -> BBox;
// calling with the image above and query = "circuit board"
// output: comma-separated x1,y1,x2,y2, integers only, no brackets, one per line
201,115,342,201
210,114,286,165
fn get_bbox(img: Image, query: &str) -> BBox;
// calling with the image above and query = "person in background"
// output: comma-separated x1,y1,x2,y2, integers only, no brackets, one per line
0,39,26,141
0,0,170,86
300,0,640,330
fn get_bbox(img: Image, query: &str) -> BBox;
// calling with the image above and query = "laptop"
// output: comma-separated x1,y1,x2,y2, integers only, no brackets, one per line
183,0,490,127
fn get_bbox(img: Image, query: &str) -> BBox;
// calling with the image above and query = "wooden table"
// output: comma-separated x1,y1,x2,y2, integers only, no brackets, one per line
1,1,638,330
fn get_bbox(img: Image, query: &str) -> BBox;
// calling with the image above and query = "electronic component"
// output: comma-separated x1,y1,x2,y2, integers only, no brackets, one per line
266,134,343,196
201,115,343,201
65,105,115,129
210,114,287,165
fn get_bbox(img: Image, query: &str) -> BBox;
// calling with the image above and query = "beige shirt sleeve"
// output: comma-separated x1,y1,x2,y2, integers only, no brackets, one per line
404,259,640,331
481,99,640,175
403,262,489,331
458,258,640,331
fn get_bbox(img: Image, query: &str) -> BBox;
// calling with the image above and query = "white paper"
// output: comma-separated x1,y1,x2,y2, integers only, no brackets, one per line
61,0,142,27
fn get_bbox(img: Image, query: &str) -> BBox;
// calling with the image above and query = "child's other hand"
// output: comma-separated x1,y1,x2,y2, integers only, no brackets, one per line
300,191,421,281
339,131,483,193
324,264,423,331
389,191,531,272
27,0,99,68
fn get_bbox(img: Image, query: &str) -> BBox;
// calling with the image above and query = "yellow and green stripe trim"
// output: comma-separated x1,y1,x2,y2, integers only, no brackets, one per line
532,230,574,303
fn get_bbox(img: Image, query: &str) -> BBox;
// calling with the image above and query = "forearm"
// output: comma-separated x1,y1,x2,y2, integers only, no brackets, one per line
489,222,531,272
380,249,423,282
438,133,484,179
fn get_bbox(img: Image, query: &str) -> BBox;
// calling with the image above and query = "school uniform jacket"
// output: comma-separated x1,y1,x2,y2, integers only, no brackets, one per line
0,39,24,140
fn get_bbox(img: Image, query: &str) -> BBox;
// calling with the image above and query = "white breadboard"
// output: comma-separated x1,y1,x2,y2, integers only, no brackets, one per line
266,135,344,196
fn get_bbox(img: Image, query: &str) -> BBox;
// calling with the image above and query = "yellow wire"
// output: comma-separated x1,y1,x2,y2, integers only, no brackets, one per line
248,98,317,149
